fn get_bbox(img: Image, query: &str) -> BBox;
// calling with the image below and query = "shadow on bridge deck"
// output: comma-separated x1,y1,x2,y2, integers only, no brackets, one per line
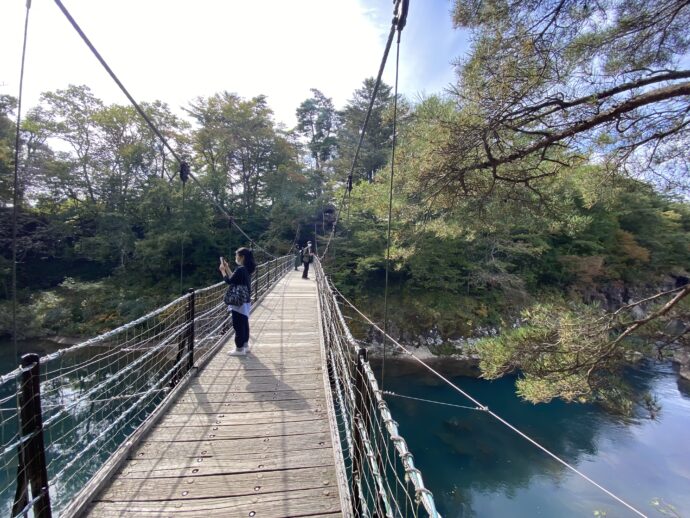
83,271,344,517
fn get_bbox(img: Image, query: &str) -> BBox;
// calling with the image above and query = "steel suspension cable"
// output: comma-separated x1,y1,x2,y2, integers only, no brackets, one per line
53,0,277,259
320,0,408,260
382,391,484,412
11,0,32,364
179,180,186,292
53,0,181,169
382,12,406,391
332,284,648,518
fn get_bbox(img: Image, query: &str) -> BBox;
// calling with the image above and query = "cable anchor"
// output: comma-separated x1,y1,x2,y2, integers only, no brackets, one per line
393,0,409,32
179,161,190,183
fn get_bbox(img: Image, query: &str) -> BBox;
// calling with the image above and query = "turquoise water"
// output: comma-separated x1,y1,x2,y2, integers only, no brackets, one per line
378,360,690,517
0,339,167,515
2,340,689,517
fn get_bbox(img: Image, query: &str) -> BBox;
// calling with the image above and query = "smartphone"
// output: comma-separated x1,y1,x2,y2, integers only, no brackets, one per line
220,256,224,263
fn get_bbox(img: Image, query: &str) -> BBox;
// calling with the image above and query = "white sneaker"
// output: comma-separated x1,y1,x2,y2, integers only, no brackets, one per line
244,342,252,353
229,347,247,356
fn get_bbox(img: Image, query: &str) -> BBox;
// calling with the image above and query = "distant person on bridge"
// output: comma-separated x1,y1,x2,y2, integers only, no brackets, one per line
220,247,256,356
302,241,313,279
294,244,302,271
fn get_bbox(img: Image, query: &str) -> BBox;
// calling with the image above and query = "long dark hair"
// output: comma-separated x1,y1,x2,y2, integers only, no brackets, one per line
236,247,256,274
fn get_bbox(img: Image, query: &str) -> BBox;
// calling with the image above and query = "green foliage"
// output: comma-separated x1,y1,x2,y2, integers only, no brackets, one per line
335,78,398,183
473,291,689,413
0,277,169,339
296,89,338,170
0,95,17,205
447,0,690,196
2,62,688,420
651,497,682,517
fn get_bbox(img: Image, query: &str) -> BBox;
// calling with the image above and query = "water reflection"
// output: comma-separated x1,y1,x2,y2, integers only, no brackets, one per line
374,359,690,518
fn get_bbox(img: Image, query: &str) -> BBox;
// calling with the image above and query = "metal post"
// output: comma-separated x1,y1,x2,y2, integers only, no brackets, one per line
351,347,367,516
171,297,186,386
17,354,52,518
268,259,272,290
186,288,195,373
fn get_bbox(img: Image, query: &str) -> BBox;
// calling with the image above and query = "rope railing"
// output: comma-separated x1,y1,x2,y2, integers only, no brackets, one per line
0,255,293,517
314,258,441,518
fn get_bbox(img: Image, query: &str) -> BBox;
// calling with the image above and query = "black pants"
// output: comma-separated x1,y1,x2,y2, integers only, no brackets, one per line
302,261,310,278
232,310,249,348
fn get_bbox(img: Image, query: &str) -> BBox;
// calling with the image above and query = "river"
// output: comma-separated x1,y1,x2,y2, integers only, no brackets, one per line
1,341,689,517
376,359,690,517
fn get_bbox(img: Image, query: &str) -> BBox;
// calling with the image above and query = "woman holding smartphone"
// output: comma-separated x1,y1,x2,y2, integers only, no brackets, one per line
219,247,256,355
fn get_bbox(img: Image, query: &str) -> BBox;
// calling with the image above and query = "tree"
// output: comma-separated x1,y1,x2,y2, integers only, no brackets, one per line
295,89,338,172
337,78,396,183
0,95,17,206
430,0,690,202
187,93,297,218
409,0,690,406
39,85,104,204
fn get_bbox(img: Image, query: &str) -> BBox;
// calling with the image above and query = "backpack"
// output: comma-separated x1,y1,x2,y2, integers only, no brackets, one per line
304,247,313,263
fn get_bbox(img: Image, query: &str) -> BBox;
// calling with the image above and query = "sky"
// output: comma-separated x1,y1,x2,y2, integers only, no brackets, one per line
0,0,470,128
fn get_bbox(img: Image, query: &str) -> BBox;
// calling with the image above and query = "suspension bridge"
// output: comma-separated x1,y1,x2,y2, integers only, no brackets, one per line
4,1,440,515
1,257,438,517
4,0,655,516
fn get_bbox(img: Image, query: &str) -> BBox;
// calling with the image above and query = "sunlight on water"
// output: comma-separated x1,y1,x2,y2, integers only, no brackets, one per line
0,340,167,516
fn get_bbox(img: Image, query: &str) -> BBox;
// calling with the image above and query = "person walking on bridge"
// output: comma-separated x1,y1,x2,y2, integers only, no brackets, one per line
220,247,256,355
302,241,313,279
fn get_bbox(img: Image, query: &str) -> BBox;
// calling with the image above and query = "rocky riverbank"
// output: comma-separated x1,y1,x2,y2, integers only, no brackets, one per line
364,320,690,381
669,346,690,380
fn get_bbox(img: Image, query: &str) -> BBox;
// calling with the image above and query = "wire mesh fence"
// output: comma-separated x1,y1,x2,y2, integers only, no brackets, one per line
0,255,293,517
315,259,441,518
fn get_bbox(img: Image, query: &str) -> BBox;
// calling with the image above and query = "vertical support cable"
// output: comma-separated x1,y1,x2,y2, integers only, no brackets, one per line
186,288,195,373
179,162,189,293
11,0,32,364
314,222,318,255
268,258,272,290
351,347,367,516
382,4,406,391
17,353,52,518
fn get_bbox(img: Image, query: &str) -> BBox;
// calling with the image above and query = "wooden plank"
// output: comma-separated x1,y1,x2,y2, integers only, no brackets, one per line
156,409,323,427
97,465,337,501
166,398,325,415
196,368,324,380
118,449,336,479
129,433,334,460
145,419,331,442
86,487,341,517
175,389,324,404
186,380,324,393
201,361,323,371
81,271,344,517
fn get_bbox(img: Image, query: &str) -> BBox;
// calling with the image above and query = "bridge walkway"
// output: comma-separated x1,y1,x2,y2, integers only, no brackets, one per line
83,271,344,517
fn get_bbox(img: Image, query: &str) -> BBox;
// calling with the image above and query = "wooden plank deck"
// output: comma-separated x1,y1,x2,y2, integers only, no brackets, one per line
84,271,345,517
